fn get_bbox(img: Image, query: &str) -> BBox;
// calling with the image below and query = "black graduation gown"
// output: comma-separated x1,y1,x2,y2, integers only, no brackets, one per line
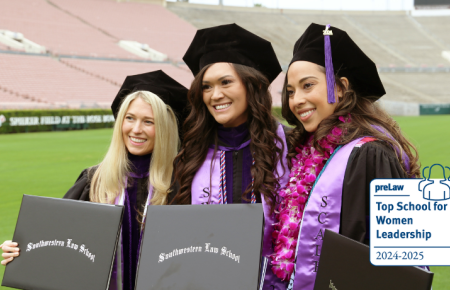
63,166,150,208
340,141,408,245
63,166,150,290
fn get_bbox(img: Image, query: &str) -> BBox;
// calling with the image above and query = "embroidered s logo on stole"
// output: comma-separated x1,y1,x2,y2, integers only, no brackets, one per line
323,26,333,36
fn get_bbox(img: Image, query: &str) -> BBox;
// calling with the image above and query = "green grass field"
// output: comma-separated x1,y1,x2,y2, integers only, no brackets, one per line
1,115,449,288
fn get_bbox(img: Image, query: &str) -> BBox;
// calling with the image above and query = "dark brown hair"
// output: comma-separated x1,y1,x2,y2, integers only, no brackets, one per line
281,71,420,178
170,63,284,211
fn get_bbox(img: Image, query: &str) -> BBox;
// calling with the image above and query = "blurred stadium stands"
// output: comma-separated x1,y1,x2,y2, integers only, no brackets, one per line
0,53,118,108
1,0,132,58
60,58,194,88
50,0,196,61
0,0,449,113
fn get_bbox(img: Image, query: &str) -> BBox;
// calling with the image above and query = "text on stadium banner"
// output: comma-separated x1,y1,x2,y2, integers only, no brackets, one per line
8,115,115,126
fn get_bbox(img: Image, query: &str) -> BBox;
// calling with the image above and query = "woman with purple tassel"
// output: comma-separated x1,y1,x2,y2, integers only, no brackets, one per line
269,23,425,289
1,70,188,290
168,23,290,290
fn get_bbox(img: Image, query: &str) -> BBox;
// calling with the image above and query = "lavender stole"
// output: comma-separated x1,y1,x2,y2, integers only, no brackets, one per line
191,124,289,290
289,137,363,290
109,177,153,290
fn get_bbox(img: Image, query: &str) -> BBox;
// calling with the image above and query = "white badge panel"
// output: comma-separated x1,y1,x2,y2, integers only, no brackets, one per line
370,178,450,266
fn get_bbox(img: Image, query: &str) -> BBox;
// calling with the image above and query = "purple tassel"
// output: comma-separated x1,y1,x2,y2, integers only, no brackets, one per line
324,24,336,104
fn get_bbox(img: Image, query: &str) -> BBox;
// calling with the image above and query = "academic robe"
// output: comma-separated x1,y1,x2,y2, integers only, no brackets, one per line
288,139,410,290
341,141,407,244
63,153,151,290
167,122,291,204
172,122,291,290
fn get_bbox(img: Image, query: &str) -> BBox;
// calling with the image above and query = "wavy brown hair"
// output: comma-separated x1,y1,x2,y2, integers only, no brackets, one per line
281,70,420,178
170,63,285,211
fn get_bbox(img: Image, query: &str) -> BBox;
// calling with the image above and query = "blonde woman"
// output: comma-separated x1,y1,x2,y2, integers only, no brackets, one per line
1,70,188,290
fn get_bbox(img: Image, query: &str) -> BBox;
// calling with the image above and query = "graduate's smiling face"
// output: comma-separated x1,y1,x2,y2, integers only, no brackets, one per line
202,63,248,128
122,97,156,156
287,61,344,133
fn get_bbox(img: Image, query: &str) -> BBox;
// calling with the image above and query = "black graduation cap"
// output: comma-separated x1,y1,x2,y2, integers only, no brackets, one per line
290,23,385,100
111,70,188,128
183,23,282,83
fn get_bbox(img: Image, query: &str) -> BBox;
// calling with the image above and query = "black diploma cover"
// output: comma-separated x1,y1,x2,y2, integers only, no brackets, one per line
313,229,434,290
135,204,264,290
2,195,124,290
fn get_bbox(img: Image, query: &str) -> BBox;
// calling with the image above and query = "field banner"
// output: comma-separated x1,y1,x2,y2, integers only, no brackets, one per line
419,104,450,115
379,100,420,116
378,101,450,116
0,110,114,134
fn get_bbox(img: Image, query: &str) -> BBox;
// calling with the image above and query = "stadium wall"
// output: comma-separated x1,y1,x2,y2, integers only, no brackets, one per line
1,104,449,134
379,101,450,116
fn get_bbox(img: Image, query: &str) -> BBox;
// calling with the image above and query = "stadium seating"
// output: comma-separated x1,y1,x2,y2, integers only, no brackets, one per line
168,4,450,68
405,16,450,52
384,73,450,103
49,0,197,61
347,14,445,66
0,42,9,50
0,84,53,110
0,53,118,107
0,89,30,103
60,59,194,88
0,0,134,58
167,3,450,105
270,73,285,106
0,0,449,110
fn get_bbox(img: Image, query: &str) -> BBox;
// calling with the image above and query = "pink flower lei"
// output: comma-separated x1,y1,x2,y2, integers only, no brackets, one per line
270,115,350,281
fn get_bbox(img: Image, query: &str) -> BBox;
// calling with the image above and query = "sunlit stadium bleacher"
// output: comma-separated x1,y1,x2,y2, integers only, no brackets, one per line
1,0,449,114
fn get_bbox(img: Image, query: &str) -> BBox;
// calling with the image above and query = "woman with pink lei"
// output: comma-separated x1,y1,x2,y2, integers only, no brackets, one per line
269,23,423,289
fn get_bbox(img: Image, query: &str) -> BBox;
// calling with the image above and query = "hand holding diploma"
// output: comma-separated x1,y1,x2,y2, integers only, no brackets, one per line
1,240,20,266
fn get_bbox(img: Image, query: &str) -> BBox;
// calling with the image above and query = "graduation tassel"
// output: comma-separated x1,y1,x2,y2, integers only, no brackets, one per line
324,24,336,104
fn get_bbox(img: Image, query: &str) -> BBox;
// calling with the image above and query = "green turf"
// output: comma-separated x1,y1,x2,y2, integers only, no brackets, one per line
0,129,113,289
392,116,450,288
394,116,450,177
1,116,449,288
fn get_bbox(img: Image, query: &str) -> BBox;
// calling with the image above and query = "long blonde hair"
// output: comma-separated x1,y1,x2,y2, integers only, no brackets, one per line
90,91,180,205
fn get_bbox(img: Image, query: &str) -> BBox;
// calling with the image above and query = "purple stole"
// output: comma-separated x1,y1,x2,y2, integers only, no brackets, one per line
287,138,364,290
109,178,153,290
191,124,290,290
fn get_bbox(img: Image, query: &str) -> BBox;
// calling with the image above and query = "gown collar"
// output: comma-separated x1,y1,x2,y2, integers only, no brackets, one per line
216,122,250,149
127,152,151,178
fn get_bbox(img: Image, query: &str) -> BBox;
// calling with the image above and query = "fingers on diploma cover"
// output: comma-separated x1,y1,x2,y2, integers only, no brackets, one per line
135,204,264,290
314,230,433,290
2,195,124,290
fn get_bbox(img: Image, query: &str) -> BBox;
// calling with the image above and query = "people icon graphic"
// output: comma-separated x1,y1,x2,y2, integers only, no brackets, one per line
419,164,450,201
